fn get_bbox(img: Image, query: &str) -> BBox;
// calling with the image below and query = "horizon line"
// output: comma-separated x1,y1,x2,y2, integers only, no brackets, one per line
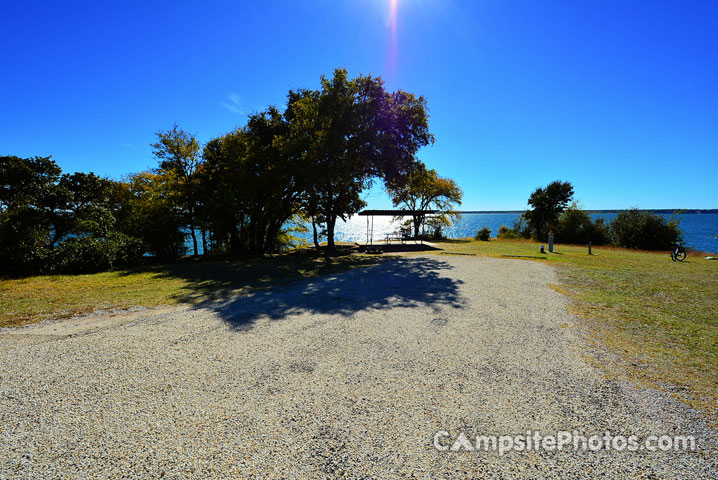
455,208,718,213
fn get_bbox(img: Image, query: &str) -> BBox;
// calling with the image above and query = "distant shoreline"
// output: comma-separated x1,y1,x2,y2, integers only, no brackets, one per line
458,209,718,214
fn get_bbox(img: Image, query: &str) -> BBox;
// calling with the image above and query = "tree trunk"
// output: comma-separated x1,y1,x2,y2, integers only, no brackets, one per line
312,217,320,249
265,220,284,254
189,224,198,257
230,227,241,255
326,215,336,250
264,223,275,254
256,217,270,255
201,229,207,255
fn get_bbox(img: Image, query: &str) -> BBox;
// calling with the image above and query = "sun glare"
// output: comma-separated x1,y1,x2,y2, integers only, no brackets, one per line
387,0,400,79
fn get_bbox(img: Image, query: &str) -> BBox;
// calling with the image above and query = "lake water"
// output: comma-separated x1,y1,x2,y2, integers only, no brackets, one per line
188,212,718,254
327,212,718,253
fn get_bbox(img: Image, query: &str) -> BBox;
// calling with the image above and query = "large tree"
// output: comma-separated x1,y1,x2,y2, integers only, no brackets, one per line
53,172,116,244
287,68,434,249
524,180,574,241
0,156,62,273
387,164,463,237
0,156,144,275
151,125,202,256
201,107,303,254
1,156,61,210
112,171,187,259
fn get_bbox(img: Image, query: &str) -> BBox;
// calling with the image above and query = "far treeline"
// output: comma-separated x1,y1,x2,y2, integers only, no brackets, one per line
477,180,684,249
1,69,465,276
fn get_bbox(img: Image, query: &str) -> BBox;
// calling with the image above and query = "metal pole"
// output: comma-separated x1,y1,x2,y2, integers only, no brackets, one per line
366,216,369,245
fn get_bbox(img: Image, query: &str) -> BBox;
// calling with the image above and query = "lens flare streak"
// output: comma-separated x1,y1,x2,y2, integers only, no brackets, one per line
387,0,399,79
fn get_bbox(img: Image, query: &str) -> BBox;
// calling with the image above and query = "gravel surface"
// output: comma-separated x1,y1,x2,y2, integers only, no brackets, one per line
1,255,716,478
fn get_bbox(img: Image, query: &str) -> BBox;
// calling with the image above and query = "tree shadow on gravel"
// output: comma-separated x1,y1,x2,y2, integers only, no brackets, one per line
198,256,465,331
121,245,375,303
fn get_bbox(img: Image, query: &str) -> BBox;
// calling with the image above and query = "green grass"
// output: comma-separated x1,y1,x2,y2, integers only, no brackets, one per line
435,238,718,420
0,247,377,328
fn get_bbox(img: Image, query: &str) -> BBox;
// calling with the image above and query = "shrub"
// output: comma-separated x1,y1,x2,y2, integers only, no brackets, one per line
426,214,452,240
475,227,491,241
49,233,144,274
590,217,611,245
513,214,534,239
555,204,609,245
610,209,682,250
428,227,446,241
497,225,518,239
0,207,53,276
555,205,591,244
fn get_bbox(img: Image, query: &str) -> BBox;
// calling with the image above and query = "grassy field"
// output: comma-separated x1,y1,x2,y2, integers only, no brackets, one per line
435,238,718,420
2,238,716,420
0,247,376,328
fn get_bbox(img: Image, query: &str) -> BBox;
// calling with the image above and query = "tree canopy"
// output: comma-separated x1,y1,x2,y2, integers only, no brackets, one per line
387,164,462,237
201,107,302,254
524,180,574,241
0,156,144,275
1,68,445,275
287,68,434,248
151,125,202,256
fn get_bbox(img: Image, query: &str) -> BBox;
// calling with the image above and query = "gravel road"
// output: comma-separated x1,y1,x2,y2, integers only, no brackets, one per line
1,255,715,478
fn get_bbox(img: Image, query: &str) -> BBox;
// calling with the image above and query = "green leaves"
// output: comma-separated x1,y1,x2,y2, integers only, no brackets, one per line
0,155,61,211
151,125,203,255
288,68,435,247
151,125,200,180
525,180,575,241
554,202,611,245
2,68,439,268
0,156,146,275
200,108,300,254
611,208,683,250
386,164,463,237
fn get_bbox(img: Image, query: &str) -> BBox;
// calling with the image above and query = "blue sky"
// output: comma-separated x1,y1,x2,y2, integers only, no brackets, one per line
1,0,716,210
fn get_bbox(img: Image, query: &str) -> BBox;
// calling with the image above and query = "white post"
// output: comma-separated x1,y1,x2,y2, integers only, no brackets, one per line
548,233,555,253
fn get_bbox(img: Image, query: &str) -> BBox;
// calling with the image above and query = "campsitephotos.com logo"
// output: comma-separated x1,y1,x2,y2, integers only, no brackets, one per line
434,430,696,456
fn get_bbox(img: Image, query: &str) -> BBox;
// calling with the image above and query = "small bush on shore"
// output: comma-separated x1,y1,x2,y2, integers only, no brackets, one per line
610,208,682,250
513,215,534,239
555,204,610,245
475,227,491,241
498,225,518,239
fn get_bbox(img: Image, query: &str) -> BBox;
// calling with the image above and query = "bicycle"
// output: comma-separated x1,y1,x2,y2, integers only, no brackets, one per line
671,243,687,262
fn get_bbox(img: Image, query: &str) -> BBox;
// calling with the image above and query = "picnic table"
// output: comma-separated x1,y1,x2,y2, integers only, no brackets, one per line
384,233,420,245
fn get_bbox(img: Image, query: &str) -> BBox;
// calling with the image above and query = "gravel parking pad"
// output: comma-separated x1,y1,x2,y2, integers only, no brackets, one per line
1,256,715,478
